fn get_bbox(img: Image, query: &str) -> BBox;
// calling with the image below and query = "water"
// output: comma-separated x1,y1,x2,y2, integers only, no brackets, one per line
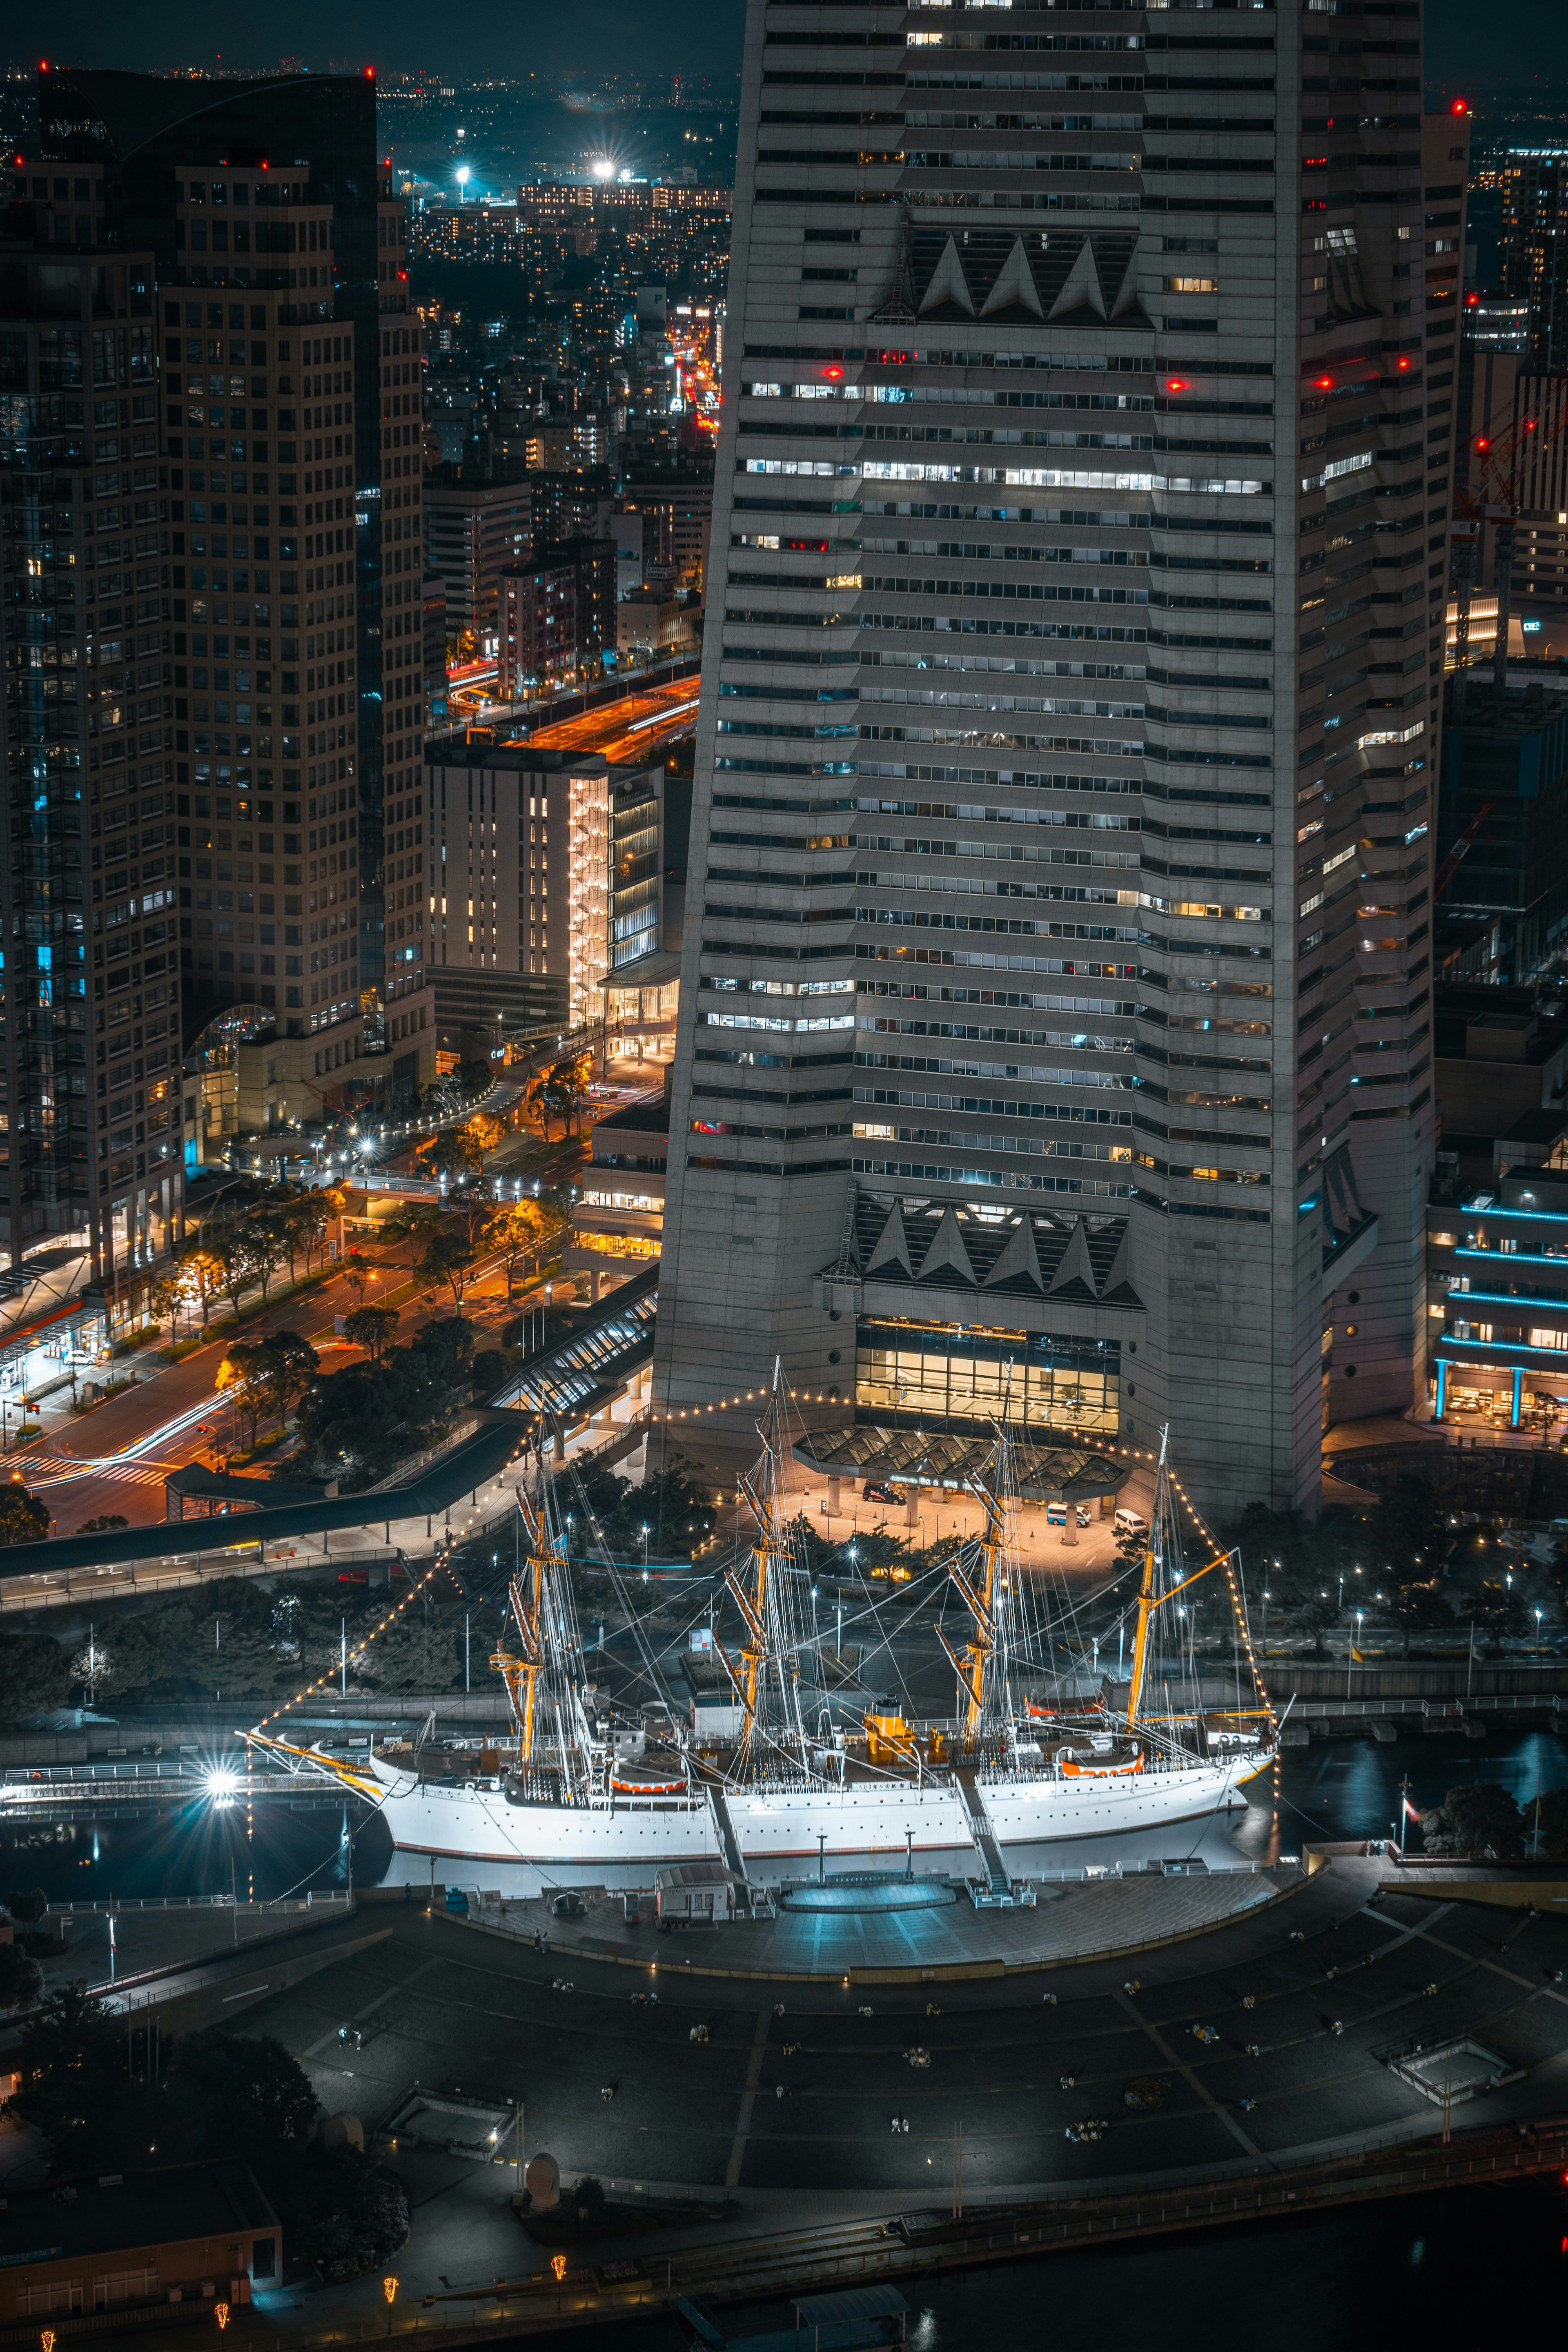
506,2181,1568,2352
7,1726,1562,1908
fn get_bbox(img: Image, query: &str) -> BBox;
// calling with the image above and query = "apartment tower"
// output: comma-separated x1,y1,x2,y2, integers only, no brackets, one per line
35,67,425,1042
652,0,1451,1517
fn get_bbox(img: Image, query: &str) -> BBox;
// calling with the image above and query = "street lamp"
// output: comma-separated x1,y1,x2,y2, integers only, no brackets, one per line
1536,1607,1544,1651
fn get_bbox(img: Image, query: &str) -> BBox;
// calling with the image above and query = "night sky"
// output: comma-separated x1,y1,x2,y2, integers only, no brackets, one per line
5,0,1561,98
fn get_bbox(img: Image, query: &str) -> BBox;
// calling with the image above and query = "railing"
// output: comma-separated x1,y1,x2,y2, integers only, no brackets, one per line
49,1891,350,1915
365,1418,483,1492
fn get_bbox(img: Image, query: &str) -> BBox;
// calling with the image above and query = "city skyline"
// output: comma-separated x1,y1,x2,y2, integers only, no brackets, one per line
0,0,1551,89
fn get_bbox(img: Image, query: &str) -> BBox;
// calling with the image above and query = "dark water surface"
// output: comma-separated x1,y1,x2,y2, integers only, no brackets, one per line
510,2181,1568,2352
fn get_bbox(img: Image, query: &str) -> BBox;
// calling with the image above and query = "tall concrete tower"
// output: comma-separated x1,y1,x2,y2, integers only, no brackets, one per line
652,0,1450,1519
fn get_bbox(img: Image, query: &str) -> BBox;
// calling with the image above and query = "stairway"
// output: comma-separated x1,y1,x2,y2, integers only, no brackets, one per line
705,1786,775,1918
956,1770,1013,1905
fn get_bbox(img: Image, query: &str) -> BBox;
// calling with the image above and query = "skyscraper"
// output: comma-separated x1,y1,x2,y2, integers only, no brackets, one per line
0,218,176,1285
651,0,1452,1517
34,66,424,1045
1499,148,1568,374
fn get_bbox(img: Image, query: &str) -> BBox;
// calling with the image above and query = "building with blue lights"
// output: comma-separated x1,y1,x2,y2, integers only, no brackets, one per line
1429,1163,1568,1430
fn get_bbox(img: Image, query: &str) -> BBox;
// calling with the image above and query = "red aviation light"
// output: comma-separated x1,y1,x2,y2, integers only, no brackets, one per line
1315,374,1334,390
1397,355,1412,370
824,365,844,381
1451,97,1470,115
1164,377,1189,393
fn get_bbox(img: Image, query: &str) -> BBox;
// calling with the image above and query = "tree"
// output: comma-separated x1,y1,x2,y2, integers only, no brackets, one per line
74,1514,129,1534
368,1611,461,1693
1221,1502,1322,1608
13,1982,139,2172
341,1248,376,1308
343,1303,400,1364
218,1332,319,1447
1481,1580,1533,1649
1364,1474,1449,1590
419,1121,486,1185
248,1217,291,1304
214,1221,263,1316
596,1454,717,1561
216,1342,275,1451
176,1242,224,1328
1534,1786,1568,1860
0,1943,43,2014
384,1200,448,1256
484,1198,566,1298
551,1053,595,1135
416,1227,476,1312
1295,1590,1343,1659
293,1318,476,1490
1387,1577,1453,1658
148,1272,185,1350
165,2029,318,2172
0,1484,50,1547
528,1064,573,1140
1419,1780,1526,1858
293,2150,410,2281
3,1887,47,1926
0,1634,69,1725
263,1330,320,1433
285,1189,334,1276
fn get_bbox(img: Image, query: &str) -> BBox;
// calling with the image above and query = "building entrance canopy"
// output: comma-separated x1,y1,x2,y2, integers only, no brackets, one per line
791,1423,1128,1501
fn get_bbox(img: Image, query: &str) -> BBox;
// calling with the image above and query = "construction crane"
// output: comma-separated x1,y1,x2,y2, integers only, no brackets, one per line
1452,393,1568,711
1433,797,1494,902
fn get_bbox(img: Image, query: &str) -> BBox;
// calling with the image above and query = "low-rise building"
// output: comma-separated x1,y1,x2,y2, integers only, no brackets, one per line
0,2160,280,2324
617,587,697,664
1429,1163,1568,1431
568,1088,669,1298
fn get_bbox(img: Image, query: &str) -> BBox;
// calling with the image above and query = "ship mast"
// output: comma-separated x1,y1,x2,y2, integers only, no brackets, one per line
715,1361,808,1774
1125,1430,1246,1731
1124,1427,1169,1728
936,1449,1009,1750
492,1466,589,1799
492,1490,549,1772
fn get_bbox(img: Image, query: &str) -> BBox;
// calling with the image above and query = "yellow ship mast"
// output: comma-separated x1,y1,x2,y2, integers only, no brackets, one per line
492,1492,552,1772
937,1476,1006,1747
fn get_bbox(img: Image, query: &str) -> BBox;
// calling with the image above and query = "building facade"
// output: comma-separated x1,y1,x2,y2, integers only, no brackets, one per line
496,537,617,696
1499,149,1568,374
33,66,425,1046
421,466,533,646
0,219,178,1283
423,742,616,1034
651,0,1455,1517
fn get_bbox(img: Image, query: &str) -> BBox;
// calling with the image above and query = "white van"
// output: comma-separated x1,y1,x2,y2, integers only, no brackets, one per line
1114,1508,1149,1537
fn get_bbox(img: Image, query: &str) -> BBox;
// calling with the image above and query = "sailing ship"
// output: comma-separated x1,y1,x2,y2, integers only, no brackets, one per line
246,1395,1275,1882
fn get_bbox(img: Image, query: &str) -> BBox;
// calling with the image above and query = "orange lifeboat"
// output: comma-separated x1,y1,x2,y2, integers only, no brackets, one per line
1059,1751,1144,1778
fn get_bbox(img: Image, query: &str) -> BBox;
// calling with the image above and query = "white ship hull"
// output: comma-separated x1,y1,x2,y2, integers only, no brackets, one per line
352,1751,1260,1878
